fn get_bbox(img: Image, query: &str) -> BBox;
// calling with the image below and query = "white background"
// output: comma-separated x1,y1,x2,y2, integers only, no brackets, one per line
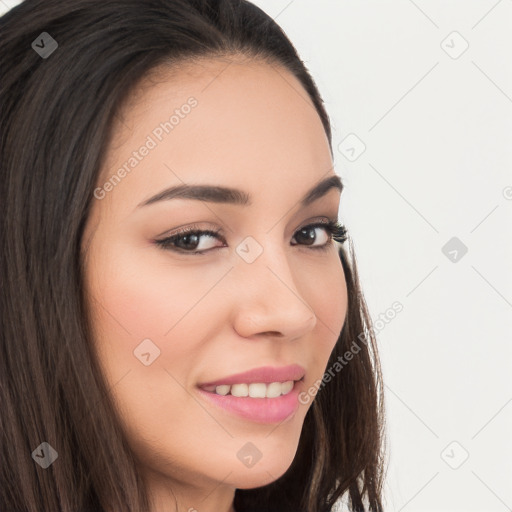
2,1,511,511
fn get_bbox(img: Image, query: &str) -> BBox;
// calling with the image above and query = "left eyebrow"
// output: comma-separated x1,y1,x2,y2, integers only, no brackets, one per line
137,174,343,209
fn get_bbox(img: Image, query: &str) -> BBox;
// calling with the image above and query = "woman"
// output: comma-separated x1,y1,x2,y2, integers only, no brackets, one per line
0,1,386,511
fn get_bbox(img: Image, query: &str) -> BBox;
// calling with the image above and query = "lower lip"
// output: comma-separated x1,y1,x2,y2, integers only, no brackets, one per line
196,381,302,424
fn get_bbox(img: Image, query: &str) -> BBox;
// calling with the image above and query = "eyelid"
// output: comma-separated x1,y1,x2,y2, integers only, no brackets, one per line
157,216,335,238
156,222,225,239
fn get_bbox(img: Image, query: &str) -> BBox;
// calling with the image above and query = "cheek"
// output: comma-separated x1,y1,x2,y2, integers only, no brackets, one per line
305,254,348,378
82,243,234,455
85,241,231,353
320,260,348,336
312,250,347,323
82,240,242,420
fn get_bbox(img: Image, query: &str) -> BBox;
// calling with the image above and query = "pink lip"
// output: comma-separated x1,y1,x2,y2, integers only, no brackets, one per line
196,364,306,424
198,364,305,388
197,380,304,424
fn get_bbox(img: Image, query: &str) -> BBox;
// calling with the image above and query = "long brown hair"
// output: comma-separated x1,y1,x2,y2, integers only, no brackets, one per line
0,1,386,510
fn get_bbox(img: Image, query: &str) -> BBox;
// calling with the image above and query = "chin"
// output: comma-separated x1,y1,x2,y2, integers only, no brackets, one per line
229,442,299,490
233,461,293,489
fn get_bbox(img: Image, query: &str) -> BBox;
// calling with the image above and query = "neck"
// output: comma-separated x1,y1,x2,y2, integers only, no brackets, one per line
145,472,237,512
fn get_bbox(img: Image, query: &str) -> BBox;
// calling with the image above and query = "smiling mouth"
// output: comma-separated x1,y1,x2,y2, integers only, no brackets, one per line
196,377,305,424
200,378,303,398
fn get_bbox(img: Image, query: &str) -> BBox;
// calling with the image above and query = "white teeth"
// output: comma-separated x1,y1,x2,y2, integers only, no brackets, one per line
214,380,295,398
266,382,282,398
230,383,249,397
281,380,294,394
215,384,230,396
248,383,267,398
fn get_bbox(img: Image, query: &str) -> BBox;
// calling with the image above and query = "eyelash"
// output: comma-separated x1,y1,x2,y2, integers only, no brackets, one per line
154,219,348,255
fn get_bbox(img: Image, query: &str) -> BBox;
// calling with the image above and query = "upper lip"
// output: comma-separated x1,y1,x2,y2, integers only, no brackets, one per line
198,364,305,387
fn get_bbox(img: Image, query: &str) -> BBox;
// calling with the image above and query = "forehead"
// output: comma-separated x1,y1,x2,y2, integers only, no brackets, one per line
97,56,334,217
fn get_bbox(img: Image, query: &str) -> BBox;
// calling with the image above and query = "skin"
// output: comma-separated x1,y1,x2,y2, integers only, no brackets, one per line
81,55,348,512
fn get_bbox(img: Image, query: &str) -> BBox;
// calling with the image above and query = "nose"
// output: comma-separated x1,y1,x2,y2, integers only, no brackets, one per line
230,243,317,341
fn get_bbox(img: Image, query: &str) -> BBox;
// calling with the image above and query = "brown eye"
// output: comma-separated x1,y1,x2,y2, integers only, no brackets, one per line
291,221,347,251
155,228,225,254
293,225,329,246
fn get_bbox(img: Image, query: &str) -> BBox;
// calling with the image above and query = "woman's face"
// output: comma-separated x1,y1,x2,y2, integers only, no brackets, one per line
82,57,347,510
